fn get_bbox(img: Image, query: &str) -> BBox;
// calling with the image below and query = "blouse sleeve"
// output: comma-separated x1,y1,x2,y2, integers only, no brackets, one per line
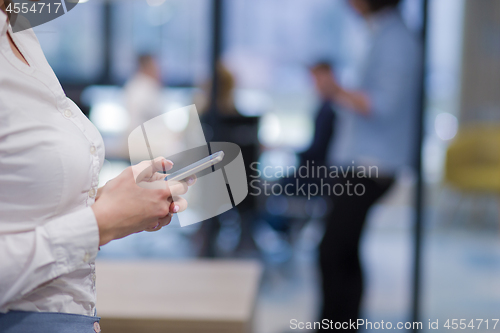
0,207,100,307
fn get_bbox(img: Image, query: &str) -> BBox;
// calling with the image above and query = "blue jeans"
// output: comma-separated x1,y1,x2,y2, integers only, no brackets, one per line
0,311,100,333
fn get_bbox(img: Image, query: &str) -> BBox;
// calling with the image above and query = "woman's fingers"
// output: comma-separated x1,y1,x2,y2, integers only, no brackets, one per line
134,157,173,183
166,180,189,196
157,214,173,228
170,196,188,213
144,222,160,232
135,162,195,223
148,172,168,182
186,175,197,186
140,176,194,196
144,214,172,232
143,197,185,232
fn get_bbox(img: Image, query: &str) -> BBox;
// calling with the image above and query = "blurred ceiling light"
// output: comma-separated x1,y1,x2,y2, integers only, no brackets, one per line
258,113,281,146
90,102,129,134
163,107,190,133
147,0,166,6
435,112,459,141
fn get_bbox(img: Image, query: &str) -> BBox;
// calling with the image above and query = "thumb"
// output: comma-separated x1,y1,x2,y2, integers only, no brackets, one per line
134,157,173,183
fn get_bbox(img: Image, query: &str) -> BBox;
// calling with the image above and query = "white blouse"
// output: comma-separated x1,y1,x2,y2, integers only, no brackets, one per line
0,11,104,316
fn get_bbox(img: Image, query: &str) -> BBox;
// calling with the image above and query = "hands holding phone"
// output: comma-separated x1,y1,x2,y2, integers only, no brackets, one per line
91,157,196,246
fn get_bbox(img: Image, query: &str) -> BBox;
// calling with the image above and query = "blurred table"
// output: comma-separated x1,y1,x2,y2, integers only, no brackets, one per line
96,260,262,333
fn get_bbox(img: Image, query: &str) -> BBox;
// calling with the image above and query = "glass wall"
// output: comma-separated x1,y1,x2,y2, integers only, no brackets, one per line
110,0,211,85
33,0,105,83
34,0,211,86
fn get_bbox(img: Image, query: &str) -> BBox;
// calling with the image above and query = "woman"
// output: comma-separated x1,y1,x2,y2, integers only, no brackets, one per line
0,4,195,332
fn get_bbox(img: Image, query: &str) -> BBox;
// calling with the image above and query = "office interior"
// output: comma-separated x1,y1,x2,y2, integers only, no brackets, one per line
32,0,500,332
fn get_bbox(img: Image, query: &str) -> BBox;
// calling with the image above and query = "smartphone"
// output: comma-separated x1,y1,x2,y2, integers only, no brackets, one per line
164,151,225,182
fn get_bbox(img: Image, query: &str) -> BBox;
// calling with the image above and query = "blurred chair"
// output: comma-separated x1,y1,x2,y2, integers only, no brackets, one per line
445,125,500,191
442,124,500,226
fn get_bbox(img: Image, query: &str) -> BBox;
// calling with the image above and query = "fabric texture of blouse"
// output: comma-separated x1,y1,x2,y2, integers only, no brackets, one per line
0,11,104,316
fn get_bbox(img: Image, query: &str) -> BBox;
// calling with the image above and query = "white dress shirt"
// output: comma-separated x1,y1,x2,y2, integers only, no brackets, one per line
0,11,104,316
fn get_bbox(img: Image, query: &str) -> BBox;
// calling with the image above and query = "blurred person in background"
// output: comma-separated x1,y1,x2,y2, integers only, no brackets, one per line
196,63,260,256
207,62,239,117
318,0,422,330
124,54,163,132
197,62,240,117
261,62,338,243
0,5,195,332
299,61,337,167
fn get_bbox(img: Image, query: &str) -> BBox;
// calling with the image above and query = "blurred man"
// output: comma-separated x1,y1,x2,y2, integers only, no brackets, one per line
319,0,422,330
300,62,337,167
124,54,163,133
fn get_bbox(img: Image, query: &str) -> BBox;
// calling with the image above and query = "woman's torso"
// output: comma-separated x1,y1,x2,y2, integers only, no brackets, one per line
0,17,104,315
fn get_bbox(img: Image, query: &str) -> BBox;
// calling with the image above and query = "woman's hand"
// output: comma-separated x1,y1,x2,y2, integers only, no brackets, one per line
92,157,196,246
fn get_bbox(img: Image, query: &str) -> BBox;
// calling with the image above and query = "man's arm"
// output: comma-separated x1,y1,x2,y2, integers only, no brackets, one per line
332,87,371,116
